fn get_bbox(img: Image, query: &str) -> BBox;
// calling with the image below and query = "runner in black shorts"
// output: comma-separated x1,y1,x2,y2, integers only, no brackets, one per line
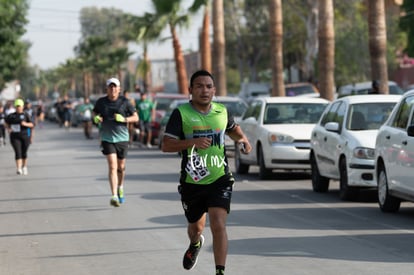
5,98,34,175
162,70,252,275
101,141,128,158
93,77,138,207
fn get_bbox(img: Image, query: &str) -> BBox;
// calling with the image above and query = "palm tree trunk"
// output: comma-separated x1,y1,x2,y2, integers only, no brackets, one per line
304,0,319,82
200,5,212,72
143,48,152,93
269,0,285,97
318,0,335,101
170,23,189,95
212,0,227,96
368,0,388,94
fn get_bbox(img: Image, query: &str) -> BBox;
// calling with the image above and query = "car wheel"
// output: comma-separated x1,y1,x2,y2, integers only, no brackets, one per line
310,152,329,192
339,158,358,201
235,145,249,174
258,146,272,180
377,163,400,212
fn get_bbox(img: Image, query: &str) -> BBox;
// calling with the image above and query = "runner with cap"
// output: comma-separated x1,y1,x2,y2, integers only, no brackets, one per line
5,98,35,175
93,77,139,207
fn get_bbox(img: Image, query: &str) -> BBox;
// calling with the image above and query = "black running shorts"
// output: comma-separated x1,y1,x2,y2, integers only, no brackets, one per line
101,141,128,159
179,174,234,223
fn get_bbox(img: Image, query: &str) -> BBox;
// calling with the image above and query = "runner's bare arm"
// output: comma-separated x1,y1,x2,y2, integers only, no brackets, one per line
227,124,252,154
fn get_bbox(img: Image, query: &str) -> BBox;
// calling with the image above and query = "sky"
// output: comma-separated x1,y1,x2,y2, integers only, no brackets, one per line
23,0,203,70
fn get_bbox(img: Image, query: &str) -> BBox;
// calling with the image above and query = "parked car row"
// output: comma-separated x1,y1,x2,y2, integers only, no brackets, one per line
311,91,414,213
231,88,414,214
43,81,414,213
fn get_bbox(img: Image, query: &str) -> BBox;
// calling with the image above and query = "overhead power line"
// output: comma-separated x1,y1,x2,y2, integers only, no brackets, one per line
30,7,81,14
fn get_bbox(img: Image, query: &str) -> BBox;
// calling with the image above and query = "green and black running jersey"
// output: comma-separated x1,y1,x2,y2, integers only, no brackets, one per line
93,96,136,143
165,102,236,185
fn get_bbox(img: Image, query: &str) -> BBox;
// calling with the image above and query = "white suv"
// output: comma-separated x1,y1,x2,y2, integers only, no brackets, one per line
310,95,401,200
375,90,414,212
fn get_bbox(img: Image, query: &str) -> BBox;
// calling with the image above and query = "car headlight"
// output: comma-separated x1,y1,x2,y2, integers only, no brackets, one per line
353,147,375,159
268,133,294,144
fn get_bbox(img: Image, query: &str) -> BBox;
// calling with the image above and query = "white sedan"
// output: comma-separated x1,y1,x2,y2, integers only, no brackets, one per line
310,94,401,200
235,96,329,179
375,90,414,212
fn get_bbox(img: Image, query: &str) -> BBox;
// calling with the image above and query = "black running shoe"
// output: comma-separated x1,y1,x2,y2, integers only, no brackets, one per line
110,196,120,207
183,235,204,270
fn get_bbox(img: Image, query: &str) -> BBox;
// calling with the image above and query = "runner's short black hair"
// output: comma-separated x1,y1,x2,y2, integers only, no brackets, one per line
190,70,215,87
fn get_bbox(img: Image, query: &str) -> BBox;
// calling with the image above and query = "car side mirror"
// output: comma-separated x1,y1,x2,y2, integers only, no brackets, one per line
407,125,414,137
325,122,340,133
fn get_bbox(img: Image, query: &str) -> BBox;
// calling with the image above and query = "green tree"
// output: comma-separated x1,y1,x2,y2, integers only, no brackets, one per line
0,0,29,89
224,0,270,83
150,0,191,94
79,7,131,47
129,12,164,92
189,0,211,72
77,7,133,94
284,0,318,82
334,1,370,86
399,0,414,56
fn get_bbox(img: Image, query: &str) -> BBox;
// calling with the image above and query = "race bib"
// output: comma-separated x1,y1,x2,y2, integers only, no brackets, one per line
84,109,91,119
11,124,21,132
185,149,210,182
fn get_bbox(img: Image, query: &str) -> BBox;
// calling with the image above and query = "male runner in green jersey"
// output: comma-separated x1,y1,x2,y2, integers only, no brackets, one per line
162,70,252,275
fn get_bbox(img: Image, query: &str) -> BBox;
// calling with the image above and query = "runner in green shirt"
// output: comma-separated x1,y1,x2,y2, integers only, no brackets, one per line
162,70,252,275
78,97,94,139
135,92,155,148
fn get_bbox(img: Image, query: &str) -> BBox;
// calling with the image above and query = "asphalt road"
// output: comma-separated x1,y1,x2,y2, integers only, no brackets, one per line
1,122,414,275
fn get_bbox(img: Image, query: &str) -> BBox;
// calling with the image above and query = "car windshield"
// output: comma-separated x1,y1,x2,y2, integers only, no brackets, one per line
389,85,404,95
264,103,327,124
347,102,396,130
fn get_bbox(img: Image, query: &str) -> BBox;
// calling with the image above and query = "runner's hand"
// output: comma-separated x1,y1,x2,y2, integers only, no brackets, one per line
114,113,126,123
93,115,102,124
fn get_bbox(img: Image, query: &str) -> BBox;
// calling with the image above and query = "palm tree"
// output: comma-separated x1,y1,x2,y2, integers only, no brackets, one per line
269,0,285,97
151,0,190,94
189,0,211,72
212,0,227,96
318,0,335,101
368,0,388,94
131,13,164,92
107,47,133,83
